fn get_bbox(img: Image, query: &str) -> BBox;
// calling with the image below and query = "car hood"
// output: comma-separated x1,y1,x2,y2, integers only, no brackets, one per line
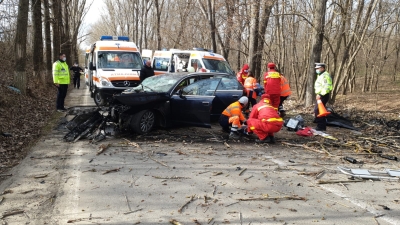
113,91,170,106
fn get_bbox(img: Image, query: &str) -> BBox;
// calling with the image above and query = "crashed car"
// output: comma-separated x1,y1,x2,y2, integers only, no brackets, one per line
110,72,244,134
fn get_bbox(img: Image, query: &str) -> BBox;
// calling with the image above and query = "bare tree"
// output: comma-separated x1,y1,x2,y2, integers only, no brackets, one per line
43,0,52,85
31,0,43,85
305,0,327,107
13,0,30,95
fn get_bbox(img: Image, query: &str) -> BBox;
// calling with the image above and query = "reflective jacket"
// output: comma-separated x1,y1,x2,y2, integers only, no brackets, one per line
222,101,246,122
314,71,332,96
53,60,70,84
263,70,281,94
280,75,291,97
249,100,283,123
244,77,257,99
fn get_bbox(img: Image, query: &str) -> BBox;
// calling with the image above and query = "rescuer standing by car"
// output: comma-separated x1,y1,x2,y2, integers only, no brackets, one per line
140,60,155,82
263,63,281,110
314,63,333,131
53,53,70,112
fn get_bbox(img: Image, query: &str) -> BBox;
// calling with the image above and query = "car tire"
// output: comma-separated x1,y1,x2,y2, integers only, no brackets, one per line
94,88,106,106
131,110,156,134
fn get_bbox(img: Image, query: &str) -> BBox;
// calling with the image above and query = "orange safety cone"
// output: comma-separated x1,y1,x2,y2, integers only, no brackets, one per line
317,99,331,117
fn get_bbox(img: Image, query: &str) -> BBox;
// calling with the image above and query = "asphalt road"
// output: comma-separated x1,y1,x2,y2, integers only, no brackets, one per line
0,83,400,225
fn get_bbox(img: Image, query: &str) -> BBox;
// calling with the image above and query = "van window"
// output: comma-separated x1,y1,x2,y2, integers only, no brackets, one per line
97,51,142,69
202,59,234,75
153,57,170,71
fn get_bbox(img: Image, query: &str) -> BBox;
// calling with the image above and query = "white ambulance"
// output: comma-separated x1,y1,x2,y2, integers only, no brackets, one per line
84,47,90,86
151,48,234,76
87,36,143,106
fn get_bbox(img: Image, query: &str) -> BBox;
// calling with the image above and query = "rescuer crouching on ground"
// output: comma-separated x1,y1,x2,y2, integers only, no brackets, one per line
247,94,283,144
219,96,249,140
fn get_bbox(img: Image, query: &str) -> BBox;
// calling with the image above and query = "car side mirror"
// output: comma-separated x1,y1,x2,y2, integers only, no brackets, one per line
177,89,186,99
89,62,96,70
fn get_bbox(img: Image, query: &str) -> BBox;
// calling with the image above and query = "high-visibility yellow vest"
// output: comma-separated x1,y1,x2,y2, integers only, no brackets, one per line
53,60,70,84
314,71,332,96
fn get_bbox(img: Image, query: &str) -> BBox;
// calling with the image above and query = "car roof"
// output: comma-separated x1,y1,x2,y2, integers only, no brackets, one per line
158,72,234,78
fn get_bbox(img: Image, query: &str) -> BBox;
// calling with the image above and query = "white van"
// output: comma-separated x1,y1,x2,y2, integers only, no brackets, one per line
151,48,234,76
87,36,143,106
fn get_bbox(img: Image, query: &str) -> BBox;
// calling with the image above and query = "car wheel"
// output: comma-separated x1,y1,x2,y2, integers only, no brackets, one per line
131,110,156,134
94,88,106,106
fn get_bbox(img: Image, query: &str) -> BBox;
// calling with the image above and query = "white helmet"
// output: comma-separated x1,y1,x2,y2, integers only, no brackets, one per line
238,96,248,105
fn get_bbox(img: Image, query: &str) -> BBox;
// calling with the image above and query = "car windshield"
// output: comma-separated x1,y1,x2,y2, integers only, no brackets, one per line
202,59,234,75
131,75,183,93
97,51,142,69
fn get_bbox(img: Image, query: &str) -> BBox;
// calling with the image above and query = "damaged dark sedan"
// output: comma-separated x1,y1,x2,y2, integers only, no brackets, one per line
111,72,244,134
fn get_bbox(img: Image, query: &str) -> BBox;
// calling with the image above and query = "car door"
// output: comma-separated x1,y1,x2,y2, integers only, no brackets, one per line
212,76,244,116
170,78,218,127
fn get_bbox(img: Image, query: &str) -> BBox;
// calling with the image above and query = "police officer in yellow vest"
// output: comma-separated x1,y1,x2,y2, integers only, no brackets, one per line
53,53,70,112
314,63,333,131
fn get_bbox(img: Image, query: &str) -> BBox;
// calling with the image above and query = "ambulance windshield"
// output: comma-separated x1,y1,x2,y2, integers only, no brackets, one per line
202,59,234,75
97,51,143,69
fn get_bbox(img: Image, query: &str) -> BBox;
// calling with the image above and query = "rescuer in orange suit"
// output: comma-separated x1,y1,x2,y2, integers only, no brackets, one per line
246,94,283,144
262,63,281,110
243,71,257,113
236,64,250,85
279,74,291,117
219,96,248,140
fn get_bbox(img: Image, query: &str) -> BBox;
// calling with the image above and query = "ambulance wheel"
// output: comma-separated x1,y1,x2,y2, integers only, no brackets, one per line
94,89,106,106
131,110,155,134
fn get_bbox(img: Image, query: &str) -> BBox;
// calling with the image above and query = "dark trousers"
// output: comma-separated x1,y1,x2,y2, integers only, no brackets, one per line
73,75,80,88
279,96,289,111
56,84,68,110
245,90,257,112
219,115,230,132
314,94,329,130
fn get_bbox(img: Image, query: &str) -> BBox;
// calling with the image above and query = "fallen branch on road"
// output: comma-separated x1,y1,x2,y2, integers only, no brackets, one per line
318,180,364,184
170,219,183,225
148,153,169,168
102,168,120,175
152,176,190,179
178,195,196,213
1,209,24,219
97,143,111,155
237,196,306,201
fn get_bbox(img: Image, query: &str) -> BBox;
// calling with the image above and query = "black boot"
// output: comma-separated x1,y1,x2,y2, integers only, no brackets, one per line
229,131,240,140
256,136,271,143
269,136,276,144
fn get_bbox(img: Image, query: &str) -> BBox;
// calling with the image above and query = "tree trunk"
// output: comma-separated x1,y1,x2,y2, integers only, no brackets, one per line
248,0,260,77
255,0,274,79
154,0,161,50
13,0,30,95
52,0,61,61
305,0,327,107
61,0,71,66
44,0,53,85
32,0,44,86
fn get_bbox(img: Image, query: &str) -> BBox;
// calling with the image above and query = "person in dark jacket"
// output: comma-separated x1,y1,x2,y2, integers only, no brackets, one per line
140,60,155,81
70,62,83,89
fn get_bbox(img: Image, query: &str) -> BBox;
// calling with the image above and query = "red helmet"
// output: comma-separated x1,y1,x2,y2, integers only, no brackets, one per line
267,63,275,69
261,94,271,103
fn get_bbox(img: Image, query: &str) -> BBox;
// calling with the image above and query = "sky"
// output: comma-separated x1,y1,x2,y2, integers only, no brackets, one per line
83,0,104,27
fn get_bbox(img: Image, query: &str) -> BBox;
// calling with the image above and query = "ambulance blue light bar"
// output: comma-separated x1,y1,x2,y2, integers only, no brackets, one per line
100,36,129,41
